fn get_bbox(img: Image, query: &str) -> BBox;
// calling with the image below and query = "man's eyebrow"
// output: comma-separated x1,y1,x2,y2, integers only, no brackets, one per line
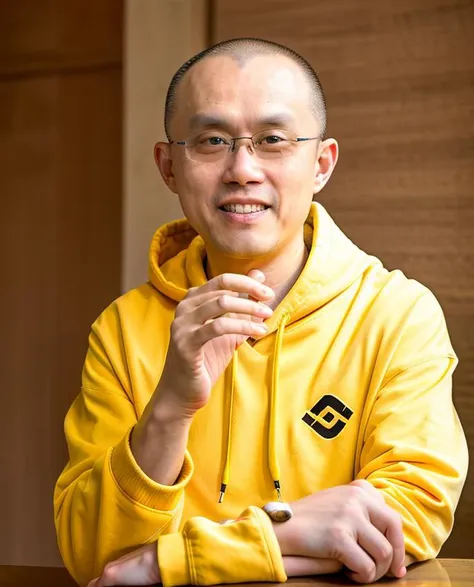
188,114,228,133
258,113,295,127
187,112,296,133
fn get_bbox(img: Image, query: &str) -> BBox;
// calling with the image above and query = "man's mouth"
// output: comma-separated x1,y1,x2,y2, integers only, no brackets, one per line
220,203,269,214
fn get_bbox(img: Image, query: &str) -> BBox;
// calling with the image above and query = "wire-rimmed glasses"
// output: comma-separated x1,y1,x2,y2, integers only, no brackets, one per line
169,129,320,162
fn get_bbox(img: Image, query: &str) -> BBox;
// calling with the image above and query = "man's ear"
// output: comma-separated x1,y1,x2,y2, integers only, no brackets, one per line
313,138,339,195
154,142,178,193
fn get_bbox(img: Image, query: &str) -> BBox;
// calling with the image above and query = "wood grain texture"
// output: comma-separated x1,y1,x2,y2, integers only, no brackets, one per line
1,559,473,587
123,0,209,290
0,0,122,77
214,0,474,557
0,3,122,567
0,565,77,586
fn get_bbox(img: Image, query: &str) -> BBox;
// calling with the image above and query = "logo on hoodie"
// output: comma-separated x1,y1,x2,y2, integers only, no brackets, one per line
302,394,353,439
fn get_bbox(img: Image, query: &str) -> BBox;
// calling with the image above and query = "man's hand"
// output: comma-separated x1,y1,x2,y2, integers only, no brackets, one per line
87,544,159,586
88,483,407,587
86,542,341,586
273,479,407,584
131,269,274,485
86,480,406,587
156,270,274,418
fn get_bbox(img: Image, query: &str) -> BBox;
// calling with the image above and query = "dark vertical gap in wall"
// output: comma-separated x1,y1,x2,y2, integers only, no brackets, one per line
207,0,216,48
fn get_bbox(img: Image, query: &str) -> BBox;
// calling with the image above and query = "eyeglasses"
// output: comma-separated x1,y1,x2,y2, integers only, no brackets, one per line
169,129,320,162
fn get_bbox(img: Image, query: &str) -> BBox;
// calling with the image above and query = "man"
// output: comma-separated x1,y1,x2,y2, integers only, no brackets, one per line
54,38,468,587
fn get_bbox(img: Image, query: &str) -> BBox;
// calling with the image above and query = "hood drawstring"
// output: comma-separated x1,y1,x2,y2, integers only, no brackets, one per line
218,314,290,503
269,313,290,500
219,353,237,503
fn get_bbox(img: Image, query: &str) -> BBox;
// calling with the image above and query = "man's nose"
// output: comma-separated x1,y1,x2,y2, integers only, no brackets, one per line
221,139,265,185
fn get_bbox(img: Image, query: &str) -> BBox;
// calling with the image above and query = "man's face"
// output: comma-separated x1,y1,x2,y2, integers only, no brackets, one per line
159,54,332,259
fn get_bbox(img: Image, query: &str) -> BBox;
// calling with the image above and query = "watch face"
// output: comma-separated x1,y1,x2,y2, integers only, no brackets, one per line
263,501,293,522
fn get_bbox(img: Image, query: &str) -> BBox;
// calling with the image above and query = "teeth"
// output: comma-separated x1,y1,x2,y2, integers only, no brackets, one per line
222,203,267,213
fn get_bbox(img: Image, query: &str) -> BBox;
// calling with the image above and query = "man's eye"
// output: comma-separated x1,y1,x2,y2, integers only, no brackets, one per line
204,136,227,146
261,135,284,144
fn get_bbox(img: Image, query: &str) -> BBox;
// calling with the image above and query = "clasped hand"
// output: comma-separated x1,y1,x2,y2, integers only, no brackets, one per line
88,479,406,586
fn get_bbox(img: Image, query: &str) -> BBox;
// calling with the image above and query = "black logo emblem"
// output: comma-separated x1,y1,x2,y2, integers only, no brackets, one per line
302,394,353,439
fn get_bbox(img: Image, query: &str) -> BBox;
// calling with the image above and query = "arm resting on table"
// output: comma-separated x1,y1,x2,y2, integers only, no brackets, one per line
54,319,193,586
357,293,468,561
158,506,287,587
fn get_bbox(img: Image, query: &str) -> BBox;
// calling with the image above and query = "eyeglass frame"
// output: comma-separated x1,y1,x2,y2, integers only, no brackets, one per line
168,130,322,159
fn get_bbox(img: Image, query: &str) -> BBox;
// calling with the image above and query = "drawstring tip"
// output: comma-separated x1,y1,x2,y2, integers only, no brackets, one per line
274,480,282,501
218,483,227,503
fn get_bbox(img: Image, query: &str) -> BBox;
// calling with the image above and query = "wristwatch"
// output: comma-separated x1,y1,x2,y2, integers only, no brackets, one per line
262,501,293,522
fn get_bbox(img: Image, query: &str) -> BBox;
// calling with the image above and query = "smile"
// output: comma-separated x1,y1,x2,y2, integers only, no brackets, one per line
221,203,268,214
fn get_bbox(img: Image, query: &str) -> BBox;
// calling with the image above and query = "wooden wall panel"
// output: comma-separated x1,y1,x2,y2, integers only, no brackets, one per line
213,0,474,557
123,0,208,290
0,0,122,76
0,1,122,566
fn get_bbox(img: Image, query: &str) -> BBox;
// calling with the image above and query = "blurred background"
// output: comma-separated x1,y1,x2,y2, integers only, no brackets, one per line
1,0,472,568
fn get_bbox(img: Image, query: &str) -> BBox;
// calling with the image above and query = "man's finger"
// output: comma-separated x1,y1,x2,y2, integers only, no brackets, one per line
336,535,377,584
369,503,406,578
247,269,265,283
189,272,274,302
384,511,406,577
356,524,393,581
194,316,268,346
283,556,342,577
351,480,406,578
190,295,273,325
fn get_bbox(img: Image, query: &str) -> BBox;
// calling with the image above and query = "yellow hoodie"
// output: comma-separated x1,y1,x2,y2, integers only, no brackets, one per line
54,203,468,586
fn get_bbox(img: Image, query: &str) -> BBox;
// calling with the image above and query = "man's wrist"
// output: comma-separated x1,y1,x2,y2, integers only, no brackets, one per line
130,391,194,485
271,518,290,555
133,394,193,454
151,391,198,426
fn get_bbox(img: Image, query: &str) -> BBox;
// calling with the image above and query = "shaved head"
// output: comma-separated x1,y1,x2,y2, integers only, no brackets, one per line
164,37,327,140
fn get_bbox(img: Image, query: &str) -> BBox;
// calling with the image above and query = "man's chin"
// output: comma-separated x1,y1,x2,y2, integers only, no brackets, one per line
213,240,276,260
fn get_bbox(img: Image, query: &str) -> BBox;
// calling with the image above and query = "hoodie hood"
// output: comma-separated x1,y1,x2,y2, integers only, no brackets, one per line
148,202,377,332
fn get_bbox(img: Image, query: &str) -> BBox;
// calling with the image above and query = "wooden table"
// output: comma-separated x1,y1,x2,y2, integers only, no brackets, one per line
0,559,472,586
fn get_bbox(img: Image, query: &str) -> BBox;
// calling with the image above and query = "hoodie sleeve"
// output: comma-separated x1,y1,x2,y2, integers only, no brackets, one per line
54,313,194,587
357,290,469,560
157,506,287,586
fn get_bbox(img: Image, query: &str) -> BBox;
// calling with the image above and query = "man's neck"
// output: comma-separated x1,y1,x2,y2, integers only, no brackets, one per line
205,238,309,310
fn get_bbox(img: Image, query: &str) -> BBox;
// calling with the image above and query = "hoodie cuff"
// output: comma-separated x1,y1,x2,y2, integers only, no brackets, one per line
157,506,287,586
158,531,191,587
110,426,194,510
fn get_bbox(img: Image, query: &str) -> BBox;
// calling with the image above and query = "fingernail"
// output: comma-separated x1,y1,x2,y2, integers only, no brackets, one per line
255,324,268,333
252,271,265,282
261,286,274,296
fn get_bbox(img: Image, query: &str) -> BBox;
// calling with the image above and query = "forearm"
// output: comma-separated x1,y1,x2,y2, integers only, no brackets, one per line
131,388,194,485
373,478,458,560
359,356,468,560
55,438,190,586
55,384,195,586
